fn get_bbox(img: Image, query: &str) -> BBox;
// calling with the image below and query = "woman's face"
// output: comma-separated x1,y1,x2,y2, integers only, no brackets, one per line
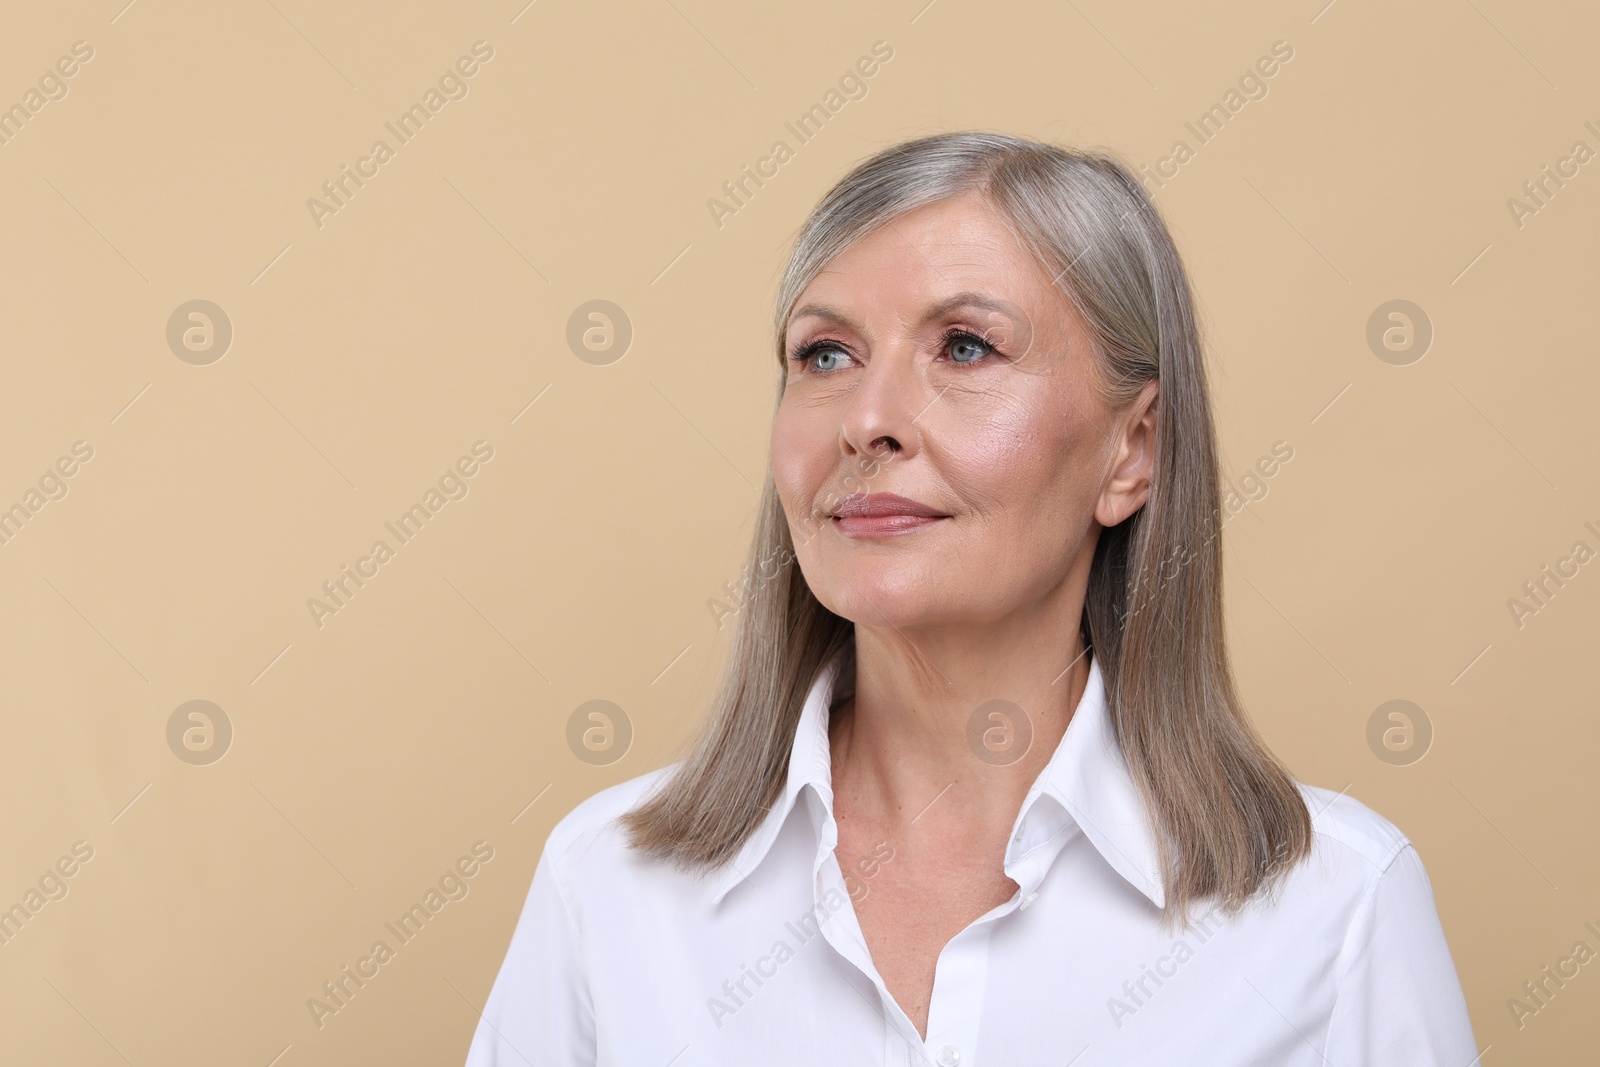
772,190,1157,630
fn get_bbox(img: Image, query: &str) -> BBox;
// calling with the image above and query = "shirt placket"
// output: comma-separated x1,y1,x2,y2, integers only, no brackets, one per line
809,833,927,1057
915,799,1076,1067
810,835,1026,1067
917,919,995,1067
800,782,1077,1066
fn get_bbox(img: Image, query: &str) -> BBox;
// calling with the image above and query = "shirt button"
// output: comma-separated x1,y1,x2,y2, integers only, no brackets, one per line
934,1046,960,1066
1020,890,1039,910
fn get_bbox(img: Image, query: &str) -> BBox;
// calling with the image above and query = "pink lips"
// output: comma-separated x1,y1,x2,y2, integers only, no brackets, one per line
830,493,950,539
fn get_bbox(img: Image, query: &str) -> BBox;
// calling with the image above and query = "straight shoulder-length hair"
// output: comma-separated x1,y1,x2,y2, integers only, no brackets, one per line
620,130,1312,930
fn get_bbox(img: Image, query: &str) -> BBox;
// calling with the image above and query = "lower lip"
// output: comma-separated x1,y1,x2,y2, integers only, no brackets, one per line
832,514,949,539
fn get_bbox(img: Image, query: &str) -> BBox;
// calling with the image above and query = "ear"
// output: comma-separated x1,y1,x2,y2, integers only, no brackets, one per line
1094,379,1159,528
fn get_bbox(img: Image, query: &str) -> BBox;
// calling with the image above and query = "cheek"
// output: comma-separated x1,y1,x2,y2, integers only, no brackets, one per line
770,406,828,511
931,392,1067,505
932,386,1105,540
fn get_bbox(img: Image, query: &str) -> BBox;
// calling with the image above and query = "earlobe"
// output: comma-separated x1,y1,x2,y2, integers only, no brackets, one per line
1094,384,1159,527
1094,483,1151,529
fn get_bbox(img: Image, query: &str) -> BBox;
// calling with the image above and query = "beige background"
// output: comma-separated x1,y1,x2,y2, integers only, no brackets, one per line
0,0,1595,1063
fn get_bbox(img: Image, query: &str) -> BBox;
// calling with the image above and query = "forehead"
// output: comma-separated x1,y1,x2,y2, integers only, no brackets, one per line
789,192,1062,327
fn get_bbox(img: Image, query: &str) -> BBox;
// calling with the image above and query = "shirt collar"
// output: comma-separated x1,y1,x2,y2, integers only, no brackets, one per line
707,642,1166,910
707,645,847,906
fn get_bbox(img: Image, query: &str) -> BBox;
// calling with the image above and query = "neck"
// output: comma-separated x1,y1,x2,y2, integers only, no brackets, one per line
827,605,1093,835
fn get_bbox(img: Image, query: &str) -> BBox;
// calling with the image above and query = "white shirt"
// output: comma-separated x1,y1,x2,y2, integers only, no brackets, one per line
465,645,1479,1066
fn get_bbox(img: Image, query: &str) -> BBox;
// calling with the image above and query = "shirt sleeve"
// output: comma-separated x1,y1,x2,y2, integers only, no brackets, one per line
463,846,596,1067
1323,842,1479,1065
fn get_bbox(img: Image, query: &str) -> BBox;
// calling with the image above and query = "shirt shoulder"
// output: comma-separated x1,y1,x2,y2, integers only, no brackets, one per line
1303,784,1479,1059
542,762,683,869
1271,784,1450,1017
1297,781,1413,876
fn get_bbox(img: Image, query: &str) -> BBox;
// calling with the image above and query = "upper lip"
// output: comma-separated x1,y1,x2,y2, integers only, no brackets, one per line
832,493,948,519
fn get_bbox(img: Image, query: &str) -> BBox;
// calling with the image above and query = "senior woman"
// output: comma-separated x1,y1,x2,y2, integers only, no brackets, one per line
464,132,1477,1065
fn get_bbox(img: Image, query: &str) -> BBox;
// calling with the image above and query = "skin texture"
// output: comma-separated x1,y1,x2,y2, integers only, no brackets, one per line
771,190,1160,1039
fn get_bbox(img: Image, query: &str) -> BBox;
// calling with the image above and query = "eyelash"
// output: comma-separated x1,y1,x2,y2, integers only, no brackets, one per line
786,327,999,374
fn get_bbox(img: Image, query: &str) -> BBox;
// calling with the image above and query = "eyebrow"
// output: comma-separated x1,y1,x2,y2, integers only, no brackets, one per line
787,291,1022,334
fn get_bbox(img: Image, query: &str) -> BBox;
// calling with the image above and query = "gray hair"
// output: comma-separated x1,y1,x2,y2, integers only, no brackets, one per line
622,130,1311,931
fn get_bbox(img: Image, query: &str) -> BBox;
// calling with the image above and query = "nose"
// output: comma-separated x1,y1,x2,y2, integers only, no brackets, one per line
838,339,923,470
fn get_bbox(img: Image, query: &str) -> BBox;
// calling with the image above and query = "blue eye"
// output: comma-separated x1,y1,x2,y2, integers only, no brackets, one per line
788,341,855,373
786,328,999,373
947,330,993,364
812,346,850,372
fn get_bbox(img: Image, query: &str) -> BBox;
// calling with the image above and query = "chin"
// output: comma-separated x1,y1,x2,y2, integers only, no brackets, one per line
815,566,947,626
